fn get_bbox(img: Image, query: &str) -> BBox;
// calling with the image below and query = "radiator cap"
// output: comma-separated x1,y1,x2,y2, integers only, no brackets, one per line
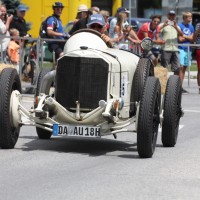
80,46,88,50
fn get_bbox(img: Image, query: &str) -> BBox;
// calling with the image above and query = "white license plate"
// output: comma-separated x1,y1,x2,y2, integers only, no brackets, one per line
53,124,101,137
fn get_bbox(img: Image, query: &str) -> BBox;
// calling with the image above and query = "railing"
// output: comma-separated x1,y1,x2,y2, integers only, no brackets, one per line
0,34,199,87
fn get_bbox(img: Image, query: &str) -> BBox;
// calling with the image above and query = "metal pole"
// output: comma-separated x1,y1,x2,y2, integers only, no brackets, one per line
187,45,190,86
128,0,131,25
0,36,3,63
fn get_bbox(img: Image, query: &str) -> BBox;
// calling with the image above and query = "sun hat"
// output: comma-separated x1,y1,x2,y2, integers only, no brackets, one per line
87,14,106,27
78,4,88,13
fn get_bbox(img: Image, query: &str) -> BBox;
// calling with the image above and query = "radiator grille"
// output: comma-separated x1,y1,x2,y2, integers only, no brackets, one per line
56,56,109,110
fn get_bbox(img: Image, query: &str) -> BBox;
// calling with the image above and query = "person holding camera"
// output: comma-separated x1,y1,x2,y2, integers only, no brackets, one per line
109,7,140,47
0,4,13,62
112,12,128,49
137,15,165,66
159,10,183,76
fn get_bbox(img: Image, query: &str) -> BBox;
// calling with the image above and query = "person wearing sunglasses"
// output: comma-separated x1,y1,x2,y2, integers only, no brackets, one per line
87,14,113,46
137,15,165,66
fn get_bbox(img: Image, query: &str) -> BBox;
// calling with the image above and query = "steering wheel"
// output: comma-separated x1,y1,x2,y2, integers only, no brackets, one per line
72,28,113,48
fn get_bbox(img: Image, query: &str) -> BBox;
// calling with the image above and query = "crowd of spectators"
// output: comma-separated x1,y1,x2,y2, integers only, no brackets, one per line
1,1,200,94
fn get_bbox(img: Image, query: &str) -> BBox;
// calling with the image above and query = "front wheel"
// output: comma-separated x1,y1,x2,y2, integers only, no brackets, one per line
0,68,21,148
137,77,161,158
161,75,182,147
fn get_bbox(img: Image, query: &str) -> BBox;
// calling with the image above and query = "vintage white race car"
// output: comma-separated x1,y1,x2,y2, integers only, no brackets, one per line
0,29,184,158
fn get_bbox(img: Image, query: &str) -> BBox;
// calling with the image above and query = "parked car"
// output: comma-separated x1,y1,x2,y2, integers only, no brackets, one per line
0,29,183,158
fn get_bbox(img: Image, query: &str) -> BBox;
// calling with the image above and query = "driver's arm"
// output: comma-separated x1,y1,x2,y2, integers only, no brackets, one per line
101,34,114,47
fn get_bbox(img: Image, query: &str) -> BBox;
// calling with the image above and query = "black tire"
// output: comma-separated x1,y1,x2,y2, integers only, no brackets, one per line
35,68,53,139
130,58,154,117
137,77,161,158
35,68,52,97
162,75,182,147
0,68,21,149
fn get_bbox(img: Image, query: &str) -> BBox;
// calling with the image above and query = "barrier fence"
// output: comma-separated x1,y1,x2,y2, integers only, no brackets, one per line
0,34,199,87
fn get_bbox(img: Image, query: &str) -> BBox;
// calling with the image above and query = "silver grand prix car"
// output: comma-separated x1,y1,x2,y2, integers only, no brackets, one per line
0,29,184,158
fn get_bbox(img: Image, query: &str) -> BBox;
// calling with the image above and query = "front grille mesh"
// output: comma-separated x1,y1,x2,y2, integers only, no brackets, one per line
56,56,109,110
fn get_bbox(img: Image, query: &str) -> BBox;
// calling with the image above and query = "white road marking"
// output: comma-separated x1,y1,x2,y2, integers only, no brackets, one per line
183,110,200,113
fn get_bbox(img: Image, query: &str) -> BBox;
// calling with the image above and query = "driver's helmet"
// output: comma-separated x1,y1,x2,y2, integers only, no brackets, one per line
52,2,64,9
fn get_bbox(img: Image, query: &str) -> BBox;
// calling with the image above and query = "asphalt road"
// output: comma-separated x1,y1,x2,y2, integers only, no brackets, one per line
0,78,200,200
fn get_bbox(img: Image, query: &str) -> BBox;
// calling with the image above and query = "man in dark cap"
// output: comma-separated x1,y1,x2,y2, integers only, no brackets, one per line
46,2,69,59
87,13,112,45
9,4,30,67
9,4,28,37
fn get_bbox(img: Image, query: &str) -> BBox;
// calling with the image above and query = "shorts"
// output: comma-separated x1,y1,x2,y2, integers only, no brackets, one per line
48,42,65,60
179,49,192,67
160,51,180,72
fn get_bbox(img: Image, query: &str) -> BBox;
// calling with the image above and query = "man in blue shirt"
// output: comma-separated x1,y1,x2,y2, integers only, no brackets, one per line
47,2,68,60
178,12,194,94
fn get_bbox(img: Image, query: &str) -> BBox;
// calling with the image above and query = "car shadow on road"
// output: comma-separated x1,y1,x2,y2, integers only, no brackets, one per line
18,135,140,158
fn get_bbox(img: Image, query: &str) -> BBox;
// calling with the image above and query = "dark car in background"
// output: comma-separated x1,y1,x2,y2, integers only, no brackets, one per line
130,18,151,32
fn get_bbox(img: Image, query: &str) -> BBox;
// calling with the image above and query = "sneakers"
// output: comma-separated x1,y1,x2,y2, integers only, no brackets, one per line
182,88,189,94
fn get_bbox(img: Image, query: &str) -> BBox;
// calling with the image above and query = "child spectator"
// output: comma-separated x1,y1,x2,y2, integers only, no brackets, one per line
7,28,20,73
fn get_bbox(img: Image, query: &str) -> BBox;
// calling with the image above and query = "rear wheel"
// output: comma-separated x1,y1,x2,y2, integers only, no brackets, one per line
35,68,53,139
137,77,161,158
162,75,182,147
130,58,154,117
0,68,21,148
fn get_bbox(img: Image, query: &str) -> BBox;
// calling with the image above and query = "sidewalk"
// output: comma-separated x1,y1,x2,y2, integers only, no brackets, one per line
168,71,197,79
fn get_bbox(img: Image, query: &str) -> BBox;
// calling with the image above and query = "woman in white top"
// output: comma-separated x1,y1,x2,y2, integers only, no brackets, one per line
113,12,129,49
0,5,13,62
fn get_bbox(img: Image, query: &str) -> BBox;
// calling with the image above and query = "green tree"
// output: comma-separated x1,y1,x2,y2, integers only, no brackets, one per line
1,0,31,31
1,0,21,15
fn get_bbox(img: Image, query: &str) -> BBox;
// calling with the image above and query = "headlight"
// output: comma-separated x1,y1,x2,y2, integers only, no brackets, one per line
141,38,153,51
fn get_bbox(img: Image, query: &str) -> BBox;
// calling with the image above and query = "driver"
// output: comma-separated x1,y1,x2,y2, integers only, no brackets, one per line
87,14,113,46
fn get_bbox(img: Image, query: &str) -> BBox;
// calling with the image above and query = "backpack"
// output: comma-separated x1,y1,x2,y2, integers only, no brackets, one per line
39,16,58,38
